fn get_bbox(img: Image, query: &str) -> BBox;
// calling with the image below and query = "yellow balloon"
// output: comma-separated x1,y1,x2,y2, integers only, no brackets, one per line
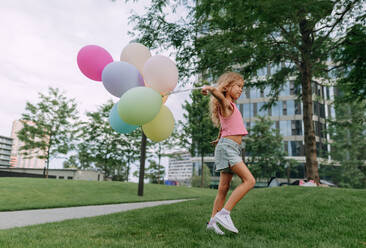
142,105,175,142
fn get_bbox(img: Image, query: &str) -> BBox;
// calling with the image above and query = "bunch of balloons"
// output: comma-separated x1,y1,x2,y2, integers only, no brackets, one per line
77,43,177,142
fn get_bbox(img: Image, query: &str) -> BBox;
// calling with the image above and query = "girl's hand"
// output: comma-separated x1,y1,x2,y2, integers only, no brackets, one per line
210,138,219,146
201,85,212,95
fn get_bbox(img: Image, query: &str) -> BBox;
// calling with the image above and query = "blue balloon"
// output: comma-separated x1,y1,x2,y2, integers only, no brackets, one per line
102,61,144,98
109,103,138,133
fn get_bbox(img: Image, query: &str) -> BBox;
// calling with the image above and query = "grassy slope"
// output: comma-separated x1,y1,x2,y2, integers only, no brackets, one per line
0,178,365,247
0,178,215,211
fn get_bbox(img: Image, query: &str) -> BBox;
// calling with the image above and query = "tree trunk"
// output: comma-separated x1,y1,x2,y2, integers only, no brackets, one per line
138,131,147,196
299,19,320,185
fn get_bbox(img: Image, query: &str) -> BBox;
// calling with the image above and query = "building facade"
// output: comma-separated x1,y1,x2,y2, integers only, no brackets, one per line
0,167,104,181
238,66,335,174
10,120,47,168
167,152,194,185
0,135,12,167
170,66,336,184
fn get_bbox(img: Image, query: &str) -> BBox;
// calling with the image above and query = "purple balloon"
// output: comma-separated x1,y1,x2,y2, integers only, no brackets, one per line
77,45,113,81
102,61,145,98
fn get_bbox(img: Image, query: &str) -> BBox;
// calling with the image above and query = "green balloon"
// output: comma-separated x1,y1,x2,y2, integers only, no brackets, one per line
142,105,175,142
118,87,162,125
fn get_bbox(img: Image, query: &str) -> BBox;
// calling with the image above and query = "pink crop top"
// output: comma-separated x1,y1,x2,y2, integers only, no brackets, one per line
219,102,248,137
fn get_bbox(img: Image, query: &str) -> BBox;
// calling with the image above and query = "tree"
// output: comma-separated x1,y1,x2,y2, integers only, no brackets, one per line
245,117,287,182
129,0,365,184
77,100,141,180
137,159,165,184
326,99,366,188
180,82,219,187
146,121,185,170
332,24,366,103
191,164,211,188
18,87,79,177
63,155,78,169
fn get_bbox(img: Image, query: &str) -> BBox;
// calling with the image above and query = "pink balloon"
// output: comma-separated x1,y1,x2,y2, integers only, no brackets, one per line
143,55,178,94
77,45,113,81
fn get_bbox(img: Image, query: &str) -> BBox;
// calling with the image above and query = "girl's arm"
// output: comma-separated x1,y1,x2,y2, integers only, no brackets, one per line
201,86,232,117
210,127,222,146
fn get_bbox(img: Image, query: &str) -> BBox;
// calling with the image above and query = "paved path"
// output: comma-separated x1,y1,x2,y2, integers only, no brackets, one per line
0,199,192,230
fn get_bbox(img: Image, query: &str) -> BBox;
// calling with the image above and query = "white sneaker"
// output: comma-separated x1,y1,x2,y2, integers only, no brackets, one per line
214,212,239,233
207,222,225,235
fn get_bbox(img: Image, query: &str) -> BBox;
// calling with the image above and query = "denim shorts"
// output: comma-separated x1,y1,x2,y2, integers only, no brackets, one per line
214,138,243,174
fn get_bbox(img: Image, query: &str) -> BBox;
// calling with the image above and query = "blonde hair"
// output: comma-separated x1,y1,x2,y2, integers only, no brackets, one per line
209,72,244,127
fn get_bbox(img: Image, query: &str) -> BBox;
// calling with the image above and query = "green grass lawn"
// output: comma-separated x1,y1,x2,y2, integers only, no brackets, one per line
0,178,214,211
0,178,366,247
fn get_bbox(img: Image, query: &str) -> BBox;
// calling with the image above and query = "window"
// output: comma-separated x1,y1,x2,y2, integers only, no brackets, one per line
253,103,257,116
290,141,304,156
284,141,289,155
287,100,295,116
295,100,302,115
280,81,290,96
319,103,325,118
280,120,289,136
314,121,318,136
282,101,287,116
291,120,302,135
250,88,260,98
258,102,266,117
313,101,319,116
272,101,281,116
264,86,271,97
260,89,264,98
243,104,251,119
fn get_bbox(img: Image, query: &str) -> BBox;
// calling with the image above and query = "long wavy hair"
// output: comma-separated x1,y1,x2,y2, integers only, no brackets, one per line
209,72,244,127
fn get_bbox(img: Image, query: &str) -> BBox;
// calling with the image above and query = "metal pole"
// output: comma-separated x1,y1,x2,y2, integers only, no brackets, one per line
138,131,147,196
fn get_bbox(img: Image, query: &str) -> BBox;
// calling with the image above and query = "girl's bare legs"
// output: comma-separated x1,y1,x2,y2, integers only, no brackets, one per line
223,161,255,211
211,172,233,218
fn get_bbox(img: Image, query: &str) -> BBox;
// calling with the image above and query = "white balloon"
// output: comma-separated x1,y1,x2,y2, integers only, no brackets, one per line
120,43,151,75
143,55,178,94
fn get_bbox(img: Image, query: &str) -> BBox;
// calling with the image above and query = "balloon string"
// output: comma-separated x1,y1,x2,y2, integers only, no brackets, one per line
163,87,204,96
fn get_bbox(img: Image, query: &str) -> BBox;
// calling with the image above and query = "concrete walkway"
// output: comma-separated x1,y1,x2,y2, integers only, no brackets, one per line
0,199,192,230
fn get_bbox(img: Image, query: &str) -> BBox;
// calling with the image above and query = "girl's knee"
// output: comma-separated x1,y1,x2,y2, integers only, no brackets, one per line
218,184,230,194
247,177,256,188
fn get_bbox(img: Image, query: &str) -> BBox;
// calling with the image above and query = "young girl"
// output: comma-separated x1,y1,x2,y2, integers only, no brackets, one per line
201,72,256,235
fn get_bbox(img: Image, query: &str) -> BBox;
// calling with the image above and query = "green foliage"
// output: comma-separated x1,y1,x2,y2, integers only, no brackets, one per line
143,160,165,184
245,117,287,181
17,87,79,169
326,99,366,188
191,164,211,188
129,0,364,183
76,100,141,179
62,155,78,169
229,175,243,190
332,24,366,103
180,82,219,157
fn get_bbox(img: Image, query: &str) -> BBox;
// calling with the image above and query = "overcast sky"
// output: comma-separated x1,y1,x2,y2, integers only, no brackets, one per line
0,0,192,174
0,0,190,138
